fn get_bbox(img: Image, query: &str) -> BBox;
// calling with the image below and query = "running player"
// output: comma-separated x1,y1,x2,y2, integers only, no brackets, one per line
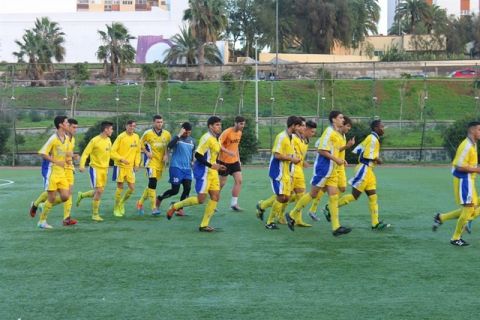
432,121,480,246
165,116,227,232
110,120,141,217
285,111,351,236
136,115,171,215
218,116,246,211
35,115,71,229
329,119,390,230
256,116,302,230
77,121,113,222
156,122,195,216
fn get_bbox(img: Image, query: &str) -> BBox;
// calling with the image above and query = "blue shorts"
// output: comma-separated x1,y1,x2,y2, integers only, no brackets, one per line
169,167,193,185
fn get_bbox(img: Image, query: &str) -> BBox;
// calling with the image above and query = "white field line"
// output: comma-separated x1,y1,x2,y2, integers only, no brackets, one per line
0,179,14,187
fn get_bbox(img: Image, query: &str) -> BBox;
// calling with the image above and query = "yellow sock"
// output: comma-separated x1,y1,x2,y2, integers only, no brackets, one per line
53,195,62,205
309,190,325,213
289,193,313,219
338,194,355,208
81,190,94,199
115,188,123,208
39,200,53,221
34,191,48,207
452,206,474,240
440,208,462,222
329,194,340,230
63,196,72,219
148,188,156,210
268,200,283,224
121,189,134,203
200,200,218,227
92,199,100,215
138,187,148,205
291,192,304,220
173,196,199,209
368,194,379,226
260,195,276,210
288,194,297,203
276,202,288,222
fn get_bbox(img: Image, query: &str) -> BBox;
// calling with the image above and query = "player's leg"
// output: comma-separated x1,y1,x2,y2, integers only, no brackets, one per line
200,183,220,232
166,174,205,220
114,181,124,217
450,177,477,246
230,165,243,211
308,187,326,221
37,190,58,229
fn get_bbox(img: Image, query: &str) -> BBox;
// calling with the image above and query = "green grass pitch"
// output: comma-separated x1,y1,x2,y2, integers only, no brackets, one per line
0,166,479,319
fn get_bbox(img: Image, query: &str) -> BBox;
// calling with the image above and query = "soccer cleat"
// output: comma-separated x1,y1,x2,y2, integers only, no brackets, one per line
256,201,265,221
199,226,216,232
323,204,331,222
91,214,104,222
29,202,38,218
76,191,83,207
296,221,313,227
432,213,442,232
37,221,53,229
176,208,186,216
333,226,352,237
308,211,320,222
119,202,125,216
231,205,243,212
151,208,162,217
465,220,473,234
113,206,122,217
372,221,391,231
136,200,144,216
166,204,177,220
450,238,469,247
62,217,78,226
285,213,295,231
265,223,279,230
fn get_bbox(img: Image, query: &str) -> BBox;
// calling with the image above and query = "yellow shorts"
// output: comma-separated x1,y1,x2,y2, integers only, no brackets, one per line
89,167,108,189
349,164,376,192
195,171,220,193
454,175,478,206
44,172,69,191
65,169,75,186
113,166,135,184
293,175,306,190
146,167,163,180
271,175,293,196
337,168,347,189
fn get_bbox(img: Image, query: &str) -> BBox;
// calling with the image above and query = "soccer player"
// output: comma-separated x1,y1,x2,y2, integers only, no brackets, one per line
290,119,317,227
136,115,171,215
218,116,246,211
256,116,302,230
76,121,113,222
35,115,71,229
308,116,354,221
156,122,196,216
285,111,351,236
327,119,390,230
30,118,79,227
432,121,480,246
110,120,141,217
165,116,227,232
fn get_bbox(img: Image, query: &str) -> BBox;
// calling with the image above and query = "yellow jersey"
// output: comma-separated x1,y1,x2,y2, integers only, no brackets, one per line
292,134,308,178
452,137,478,179
141,128,171,170
39,133,69,176
80,135,112,169
354,132,380,168
339,134,346,160
193,131,221,176
65,135,75,172
269,130,295,180
111,131,141,168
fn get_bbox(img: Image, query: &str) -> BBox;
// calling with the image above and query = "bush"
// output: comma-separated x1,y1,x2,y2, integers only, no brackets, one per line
0,124,11,154
220,115,258,164
221,72,235,92
442,117,479,160
29,110,43,122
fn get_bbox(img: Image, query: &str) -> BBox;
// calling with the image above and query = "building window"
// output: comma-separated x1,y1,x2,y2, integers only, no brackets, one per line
122,0,133,4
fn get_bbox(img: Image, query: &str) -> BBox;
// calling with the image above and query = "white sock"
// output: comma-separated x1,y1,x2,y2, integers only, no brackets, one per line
231,197,238,207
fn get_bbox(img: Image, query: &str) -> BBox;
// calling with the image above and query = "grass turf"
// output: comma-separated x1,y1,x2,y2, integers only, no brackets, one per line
0,166,478,319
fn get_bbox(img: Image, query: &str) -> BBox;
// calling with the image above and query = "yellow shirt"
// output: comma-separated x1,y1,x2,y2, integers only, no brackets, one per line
141,128,171,169
354,132,380,168
38,133,69,175
269,130,295,180
80,135,112,169
339,134,346,160
293,134,308,178
452,137,478,179
196,131,221,167
65,135,75,172
111,131,141,168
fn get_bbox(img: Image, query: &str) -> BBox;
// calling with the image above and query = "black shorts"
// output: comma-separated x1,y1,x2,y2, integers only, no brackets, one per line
218,161,241,176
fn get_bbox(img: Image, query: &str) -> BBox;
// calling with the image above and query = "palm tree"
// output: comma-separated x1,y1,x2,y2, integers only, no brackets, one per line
13,17,65,86
395,0,432,34
96,22,136,82
350,0,380,48
183,0,227,79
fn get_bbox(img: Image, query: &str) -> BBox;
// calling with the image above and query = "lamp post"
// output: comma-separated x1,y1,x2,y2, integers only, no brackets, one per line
255,36,259,140
275,0,279,78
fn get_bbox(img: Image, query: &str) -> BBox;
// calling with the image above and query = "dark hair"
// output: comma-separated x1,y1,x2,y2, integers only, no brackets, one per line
54,115,68,129
101,121,114,132
343,116,352,126
182,122,192,131
126,120,136,125
371,119,382,131
328,111,342,123
235,116,245,123
298,116,306,123
287,116,302,127
306,120,317,128
68,118,78,125
468,121,480,129
207,116,222,126
153,115,163,121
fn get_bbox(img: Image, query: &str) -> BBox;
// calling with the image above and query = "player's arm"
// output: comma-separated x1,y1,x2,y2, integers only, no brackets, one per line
274,152,300,164
339,137,355,151
79,139,94,172
318,149,346,166
140,132,152,159
362,137,382,164
134,137,141,170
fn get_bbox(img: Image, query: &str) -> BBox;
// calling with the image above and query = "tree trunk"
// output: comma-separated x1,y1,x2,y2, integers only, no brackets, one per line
198,44,206,80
